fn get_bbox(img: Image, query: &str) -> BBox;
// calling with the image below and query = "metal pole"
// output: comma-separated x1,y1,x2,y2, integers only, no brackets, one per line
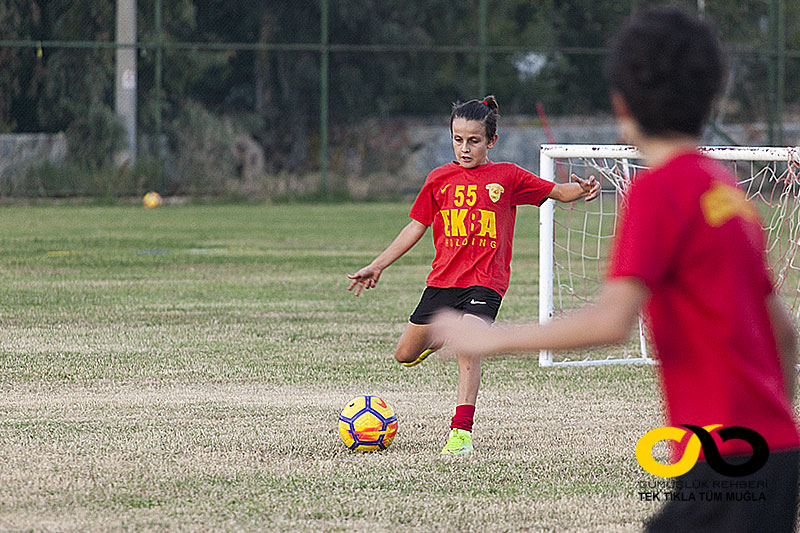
538,147,555,367
115,0,137,163
777,0,785,145
154,0,164,189
766,0,777,145
478,0,487,96
320,0,329,193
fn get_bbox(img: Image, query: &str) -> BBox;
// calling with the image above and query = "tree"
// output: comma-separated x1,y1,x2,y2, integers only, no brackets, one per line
0,0,45,132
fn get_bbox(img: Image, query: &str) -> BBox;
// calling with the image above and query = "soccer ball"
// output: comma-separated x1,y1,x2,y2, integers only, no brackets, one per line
338,395,398,452
143,191,163,209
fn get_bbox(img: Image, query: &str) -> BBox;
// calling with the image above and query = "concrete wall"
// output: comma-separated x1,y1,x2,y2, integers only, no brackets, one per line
0,133,68,195
0,133,67,175
352,118,800,197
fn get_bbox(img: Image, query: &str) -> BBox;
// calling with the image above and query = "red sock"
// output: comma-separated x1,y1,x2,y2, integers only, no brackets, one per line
450,404,476,432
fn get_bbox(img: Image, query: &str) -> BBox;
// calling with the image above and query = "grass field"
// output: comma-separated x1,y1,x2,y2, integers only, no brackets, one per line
0,203,794,531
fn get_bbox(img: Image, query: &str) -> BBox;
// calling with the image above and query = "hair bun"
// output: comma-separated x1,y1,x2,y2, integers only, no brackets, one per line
482,95,499,113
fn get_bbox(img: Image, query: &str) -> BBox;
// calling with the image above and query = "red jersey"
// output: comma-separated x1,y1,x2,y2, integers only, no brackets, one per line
409,161,554,296
607,152,800,457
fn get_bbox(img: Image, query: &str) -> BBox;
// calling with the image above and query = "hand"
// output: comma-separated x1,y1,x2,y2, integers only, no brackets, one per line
572,174,601,201
347,265,382,296
429,310,494,358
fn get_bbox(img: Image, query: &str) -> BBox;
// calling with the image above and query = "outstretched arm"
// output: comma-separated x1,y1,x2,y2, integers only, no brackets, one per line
548,174,601,202
347,219,428,296
429,278,647,357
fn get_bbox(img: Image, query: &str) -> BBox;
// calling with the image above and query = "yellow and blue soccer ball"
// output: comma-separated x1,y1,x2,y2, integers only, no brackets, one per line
338,395,398,452
143,191,163,209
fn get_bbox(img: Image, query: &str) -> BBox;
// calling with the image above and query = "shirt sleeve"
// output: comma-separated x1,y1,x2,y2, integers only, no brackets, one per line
408,176,437,226
606,179,679,289
511,165,556,207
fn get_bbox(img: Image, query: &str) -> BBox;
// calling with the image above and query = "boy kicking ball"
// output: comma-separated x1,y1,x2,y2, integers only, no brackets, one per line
348,96,599,455
431,6,799,531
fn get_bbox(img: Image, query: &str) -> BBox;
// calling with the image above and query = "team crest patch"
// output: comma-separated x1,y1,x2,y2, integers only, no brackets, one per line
486,183,504,203
700,182,759,227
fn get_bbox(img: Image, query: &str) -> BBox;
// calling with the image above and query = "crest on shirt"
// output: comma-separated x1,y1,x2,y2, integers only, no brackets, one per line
700,182,759,227
486,183,504,203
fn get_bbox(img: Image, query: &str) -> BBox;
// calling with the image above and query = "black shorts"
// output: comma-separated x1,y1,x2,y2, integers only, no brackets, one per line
409,286,502,325
646,449,799,533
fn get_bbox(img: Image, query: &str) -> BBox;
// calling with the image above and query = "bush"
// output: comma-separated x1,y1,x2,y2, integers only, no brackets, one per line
19,157,165,199
65,105,126,170
166,101,238,195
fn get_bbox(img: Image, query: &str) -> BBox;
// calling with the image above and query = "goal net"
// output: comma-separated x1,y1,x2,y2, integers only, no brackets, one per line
538,144,800,367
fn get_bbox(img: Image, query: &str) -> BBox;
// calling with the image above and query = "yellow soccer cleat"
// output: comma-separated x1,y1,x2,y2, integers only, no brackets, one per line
441,428,473,455
401,348,437,367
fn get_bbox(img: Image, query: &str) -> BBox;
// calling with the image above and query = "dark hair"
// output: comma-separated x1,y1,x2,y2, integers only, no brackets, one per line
450,95,499,139
604,6,725,137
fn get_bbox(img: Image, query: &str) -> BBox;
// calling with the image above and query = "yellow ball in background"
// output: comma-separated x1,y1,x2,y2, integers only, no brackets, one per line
143,191,163,209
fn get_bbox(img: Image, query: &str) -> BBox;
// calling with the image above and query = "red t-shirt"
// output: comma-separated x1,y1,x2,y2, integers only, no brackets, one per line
607,152,800,457
409,161,554,296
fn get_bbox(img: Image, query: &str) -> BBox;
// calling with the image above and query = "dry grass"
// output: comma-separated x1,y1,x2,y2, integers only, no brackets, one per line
0,203,793,531
0,379,660,532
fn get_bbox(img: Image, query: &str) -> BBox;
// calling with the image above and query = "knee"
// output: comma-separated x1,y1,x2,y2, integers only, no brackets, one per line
456,352,480,369
394,346,415,363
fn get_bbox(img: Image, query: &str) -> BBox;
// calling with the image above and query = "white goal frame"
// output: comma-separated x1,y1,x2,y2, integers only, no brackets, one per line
538,144,800,367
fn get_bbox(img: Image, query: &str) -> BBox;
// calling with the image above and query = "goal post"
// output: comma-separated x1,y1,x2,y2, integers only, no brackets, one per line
538,144,800,367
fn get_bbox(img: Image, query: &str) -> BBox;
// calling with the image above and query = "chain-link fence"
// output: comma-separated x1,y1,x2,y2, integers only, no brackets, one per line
1,0,798,199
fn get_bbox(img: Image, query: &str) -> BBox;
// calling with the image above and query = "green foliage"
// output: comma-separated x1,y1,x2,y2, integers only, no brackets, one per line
64,105,126,170
166,100,237,194
36,1,117,133
1,0,799,194
0,0,45,132
20,156,163,198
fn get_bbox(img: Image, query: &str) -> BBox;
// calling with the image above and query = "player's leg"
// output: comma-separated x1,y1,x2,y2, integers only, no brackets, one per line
442,287,503,455
393,322,441,365
455,313,485,404
441,313,486,456
394,287,449,367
